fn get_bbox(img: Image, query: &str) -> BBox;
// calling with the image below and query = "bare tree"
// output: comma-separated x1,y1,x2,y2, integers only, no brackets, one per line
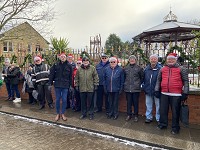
0,0,56,34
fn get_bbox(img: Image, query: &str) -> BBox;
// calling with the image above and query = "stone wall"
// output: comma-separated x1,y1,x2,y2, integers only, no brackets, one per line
0,83,199,124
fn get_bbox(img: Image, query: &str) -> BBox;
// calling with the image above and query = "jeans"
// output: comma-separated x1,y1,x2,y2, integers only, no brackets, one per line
159,94,181,131
108,92,119,117
145,95,160,121
80,92,94,116
11,84,20,98
126,92,140,116
96,85,109,112
5,82,12,98
55,87,68,114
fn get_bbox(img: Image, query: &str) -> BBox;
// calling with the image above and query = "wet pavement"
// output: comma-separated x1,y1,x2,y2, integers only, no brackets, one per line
0,99,200,150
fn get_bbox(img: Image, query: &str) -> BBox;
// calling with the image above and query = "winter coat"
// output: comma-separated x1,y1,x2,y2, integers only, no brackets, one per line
124,64,144,93
155,63,189,94
142,63,162,96
75,64,99,92
2,65,10,83
7,66,20,85
103,65,124,92
32,62,50,85
96,60,110,85
49,61,72,88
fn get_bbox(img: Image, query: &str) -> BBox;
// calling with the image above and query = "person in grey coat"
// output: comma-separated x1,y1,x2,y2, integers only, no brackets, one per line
124,55,144,122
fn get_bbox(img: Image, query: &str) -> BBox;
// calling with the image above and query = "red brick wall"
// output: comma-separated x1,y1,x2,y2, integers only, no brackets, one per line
0,83,199,124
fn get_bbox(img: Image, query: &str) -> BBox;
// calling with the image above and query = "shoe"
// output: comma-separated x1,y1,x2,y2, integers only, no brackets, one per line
94,109,102,113
80,115,86,119
13,98,21,103
171,130,179,135
113,115,118,120
8,97,15,101
145,119,152,123
61,114,67,121
39,105,45,110
107,114,112,119
126,115,131,121
157,125,167,130
48,104,54,109
89,115,94,120
134,116,138,122
5,97,10,101
55,114,60,121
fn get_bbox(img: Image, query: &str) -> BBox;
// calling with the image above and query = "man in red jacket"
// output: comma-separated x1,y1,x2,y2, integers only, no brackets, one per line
155,53,189,135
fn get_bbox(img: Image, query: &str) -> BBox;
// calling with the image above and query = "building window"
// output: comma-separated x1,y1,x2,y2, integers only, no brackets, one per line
3,42,13,52
28,44,32,53
36,45,40,51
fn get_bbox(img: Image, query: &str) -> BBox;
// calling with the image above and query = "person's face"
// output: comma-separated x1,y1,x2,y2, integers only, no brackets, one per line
129,58,136,64
82,59,89,66
35,59,42,65
101,57,108,63
76,61,82,67
67,57,73,63
110,60,117,68
60,55,67,62
5,62,10,66
150,57,158,65
166,58,176,65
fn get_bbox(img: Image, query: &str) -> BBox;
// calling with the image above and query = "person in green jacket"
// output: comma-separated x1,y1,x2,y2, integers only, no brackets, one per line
75,56,99,120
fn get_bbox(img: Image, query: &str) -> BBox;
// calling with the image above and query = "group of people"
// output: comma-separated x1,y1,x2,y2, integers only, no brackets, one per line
1,52,189,135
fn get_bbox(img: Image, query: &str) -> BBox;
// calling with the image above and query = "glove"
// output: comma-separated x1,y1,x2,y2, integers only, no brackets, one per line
75,86,79,91
94,85,98,91
154,91,161,98
69,85,74,92
181,93,188,101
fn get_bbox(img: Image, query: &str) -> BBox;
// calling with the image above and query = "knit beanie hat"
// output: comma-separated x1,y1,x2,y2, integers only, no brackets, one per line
5,58,10,63
129,55,137,60
150,54,158,59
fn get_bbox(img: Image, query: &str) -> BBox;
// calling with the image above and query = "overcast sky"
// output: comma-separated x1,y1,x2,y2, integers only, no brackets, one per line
51,0,200,49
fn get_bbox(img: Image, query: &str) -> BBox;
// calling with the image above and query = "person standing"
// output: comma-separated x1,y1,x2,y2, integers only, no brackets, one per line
142,54,162,124
155,53,189,134
75,56,99,120
95,53,110,114
2,58,12,101
49,53,72,121
124,55,144,122
3,63,21,103
104,57,124,120
32,55,54,110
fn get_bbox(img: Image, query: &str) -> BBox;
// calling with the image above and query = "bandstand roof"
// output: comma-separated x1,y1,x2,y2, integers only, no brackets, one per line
134,10,200,43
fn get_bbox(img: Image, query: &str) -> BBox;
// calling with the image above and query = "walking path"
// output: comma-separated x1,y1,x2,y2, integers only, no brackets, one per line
0,99,199,150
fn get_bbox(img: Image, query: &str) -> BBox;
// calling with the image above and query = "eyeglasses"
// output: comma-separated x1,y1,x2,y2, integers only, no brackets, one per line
101,57,107,59
83,60,89,61
110,61,116,63
35,60,40,62
77,63,81,64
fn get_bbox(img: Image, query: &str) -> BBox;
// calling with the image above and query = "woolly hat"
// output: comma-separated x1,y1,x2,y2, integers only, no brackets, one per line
60,52,66,57
77,58,82,63
5,58,10,63
129,55,137,60
67,54,74,58
150,54,158,59
167,53,177,59
109,56,118,62
82,57,89,61
34,55,42,62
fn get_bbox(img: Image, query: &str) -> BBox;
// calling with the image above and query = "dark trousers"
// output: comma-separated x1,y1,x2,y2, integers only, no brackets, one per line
11,84,20,98
108,92,119,117
5,82,12,98
74,88,81,110
159,94,181,131
28,92,36,103
80,92,94,116
126,92,140,116
96,85,109,112
37,84,53,106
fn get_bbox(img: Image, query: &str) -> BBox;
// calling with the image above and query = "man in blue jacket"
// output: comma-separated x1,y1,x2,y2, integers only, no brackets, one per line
95,53,110,114
143,54,162,124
